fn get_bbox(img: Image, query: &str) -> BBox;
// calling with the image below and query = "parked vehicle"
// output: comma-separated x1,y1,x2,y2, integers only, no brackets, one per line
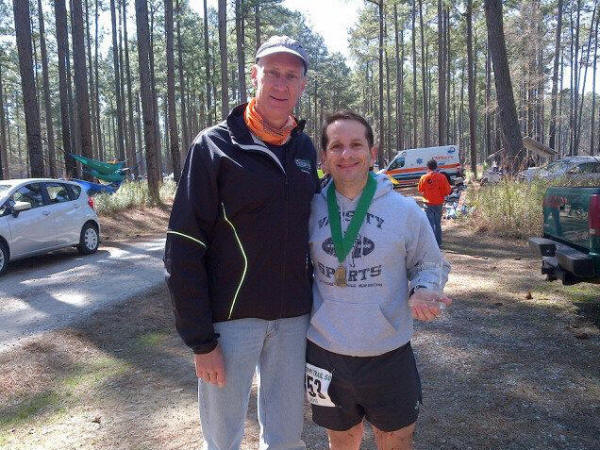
380,145,463,187
0,178,100,275
529,186,600,285
480,165,504,185
518,156,600,183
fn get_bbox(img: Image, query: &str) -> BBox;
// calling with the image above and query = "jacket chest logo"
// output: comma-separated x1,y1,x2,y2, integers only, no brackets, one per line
295,158,312,174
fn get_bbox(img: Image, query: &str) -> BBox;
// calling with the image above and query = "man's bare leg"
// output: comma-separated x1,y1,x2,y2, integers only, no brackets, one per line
327,421,364,450
372,422,416,450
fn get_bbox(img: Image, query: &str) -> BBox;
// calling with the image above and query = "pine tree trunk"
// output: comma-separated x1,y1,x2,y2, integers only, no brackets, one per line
394,3,404,152
110,0,126,160
85,0,97,159
148,3,163,173
55,0,76,177
218,0,229,118
176,0,189,145
574,1,597,153
418,0,429,147
236,0,247,104
13,0,44,177
437,0,446,146
212,40,219,122
163,98,170,172
135,90,144,174
591,4,598,154
459,64,465,158
6,93,11,173
38,0,56,177
72,0,94,178
385,47,391,161
119,0,128,160
135,0,161,201
372,0,384,164
548,0,563,152
485,44,491,160
535,2,544,144
445,6,451,144
255,2,261,49
67,0,81,176
165,0,181,181
0,60,7,178
467,0,477,178
484,0,524,170
203,0,212,126
123,0,138,176
572,1,581,155
94,0,104,161
559,48,565,156
412,0,418,147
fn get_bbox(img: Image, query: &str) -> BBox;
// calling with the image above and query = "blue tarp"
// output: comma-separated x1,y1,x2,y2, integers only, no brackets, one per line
72,178,121,196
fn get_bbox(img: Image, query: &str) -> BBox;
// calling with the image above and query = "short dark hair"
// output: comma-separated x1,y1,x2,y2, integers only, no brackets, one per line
427,159,438,170
321,110,374,151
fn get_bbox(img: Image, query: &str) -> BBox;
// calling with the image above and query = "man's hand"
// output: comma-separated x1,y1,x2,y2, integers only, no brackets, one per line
194,345,226,387
408,289,452,321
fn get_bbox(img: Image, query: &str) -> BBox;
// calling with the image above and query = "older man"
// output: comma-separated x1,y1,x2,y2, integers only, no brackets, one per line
306,111,450,449
164,36,319,449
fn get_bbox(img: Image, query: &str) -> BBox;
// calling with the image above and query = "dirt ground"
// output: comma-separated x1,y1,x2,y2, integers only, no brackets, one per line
99,205,172,242
1,210,599,449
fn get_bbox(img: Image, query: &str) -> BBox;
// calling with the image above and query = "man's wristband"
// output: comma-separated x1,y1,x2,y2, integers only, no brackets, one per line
409,285,428,297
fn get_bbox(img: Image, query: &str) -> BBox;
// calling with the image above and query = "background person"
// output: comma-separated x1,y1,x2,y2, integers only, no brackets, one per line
417,159,452,246
306,111,451,450
164,35,319,449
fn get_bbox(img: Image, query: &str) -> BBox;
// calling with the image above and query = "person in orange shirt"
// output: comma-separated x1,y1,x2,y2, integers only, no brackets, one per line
418,159,452,246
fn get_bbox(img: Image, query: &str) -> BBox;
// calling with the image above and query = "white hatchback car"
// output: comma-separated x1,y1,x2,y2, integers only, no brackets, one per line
0,178,100,275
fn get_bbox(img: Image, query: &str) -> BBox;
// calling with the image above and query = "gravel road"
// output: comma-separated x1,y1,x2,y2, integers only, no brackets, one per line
0,237,166,351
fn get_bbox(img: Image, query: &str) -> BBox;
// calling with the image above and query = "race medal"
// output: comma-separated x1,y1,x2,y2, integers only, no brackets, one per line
326,172,377,288
334,265,347,287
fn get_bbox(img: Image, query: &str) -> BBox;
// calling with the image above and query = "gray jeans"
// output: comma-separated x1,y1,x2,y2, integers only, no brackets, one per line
425,204,443,246
198,315,309,450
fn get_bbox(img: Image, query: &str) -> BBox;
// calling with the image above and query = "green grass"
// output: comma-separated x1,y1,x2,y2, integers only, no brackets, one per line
0,391,62,429
464,176,600,238
62,356,132,388
94,179,177,215
533,281,600,303
0,355,131,438
464,178,548,238
135,331,169,349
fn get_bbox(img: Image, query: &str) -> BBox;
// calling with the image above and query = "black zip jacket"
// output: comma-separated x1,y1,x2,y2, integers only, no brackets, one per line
164,104,319,354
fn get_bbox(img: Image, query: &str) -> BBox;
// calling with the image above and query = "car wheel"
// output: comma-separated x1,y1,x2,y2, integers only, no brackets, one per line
0,242,8,275
78,222,99,255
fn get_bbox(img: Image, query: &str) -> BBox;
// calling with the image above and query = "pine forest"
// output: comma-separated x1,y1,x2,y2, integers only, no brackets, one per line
1,0,599,199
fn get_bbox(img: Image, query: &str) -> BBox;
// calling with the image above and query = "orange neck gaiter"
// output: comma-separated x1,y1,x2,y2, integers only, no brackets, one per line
244,98,297,146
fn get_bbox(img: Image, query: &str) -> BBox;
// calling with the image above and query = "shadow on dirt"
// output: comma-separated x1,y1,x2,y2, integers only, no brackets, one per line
2,224,599,449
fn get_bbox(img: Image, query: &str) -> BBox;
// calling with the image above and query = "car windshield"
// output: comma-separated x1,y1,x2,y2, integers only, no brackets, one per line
0,184,11,199
542,160,571,173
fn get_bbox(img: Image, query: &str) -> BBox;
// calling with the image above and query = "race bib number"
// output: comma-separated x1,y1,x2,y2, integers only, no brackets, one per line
305,363,335,407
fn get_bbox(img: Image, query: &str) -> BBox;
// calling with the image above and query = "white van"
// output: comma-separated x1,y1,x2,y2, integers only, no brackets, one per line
381,145,463,186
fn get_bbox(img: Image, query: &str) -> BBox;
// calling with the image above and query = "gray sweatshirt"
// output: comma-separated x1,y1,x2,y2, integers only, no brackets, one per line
307,173,450,357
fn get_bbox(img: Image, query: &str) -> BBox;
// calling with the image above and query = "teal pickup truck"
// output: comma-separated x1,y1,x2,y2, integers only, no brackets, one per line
529,186,600,285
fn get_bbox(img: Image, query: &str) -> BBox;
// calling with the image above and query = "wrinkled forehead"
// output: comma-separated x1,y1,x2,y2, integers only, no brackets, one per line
256,52,306,74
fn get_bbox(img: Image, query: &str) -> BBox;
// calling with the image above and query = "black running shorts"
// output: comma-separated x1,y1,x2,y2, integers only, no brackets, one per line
306,340,422,432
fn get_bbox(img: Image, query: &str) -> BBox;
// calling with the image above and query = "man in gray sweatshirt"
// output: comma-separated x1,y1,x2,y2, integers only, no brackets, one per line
306,111,451,449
